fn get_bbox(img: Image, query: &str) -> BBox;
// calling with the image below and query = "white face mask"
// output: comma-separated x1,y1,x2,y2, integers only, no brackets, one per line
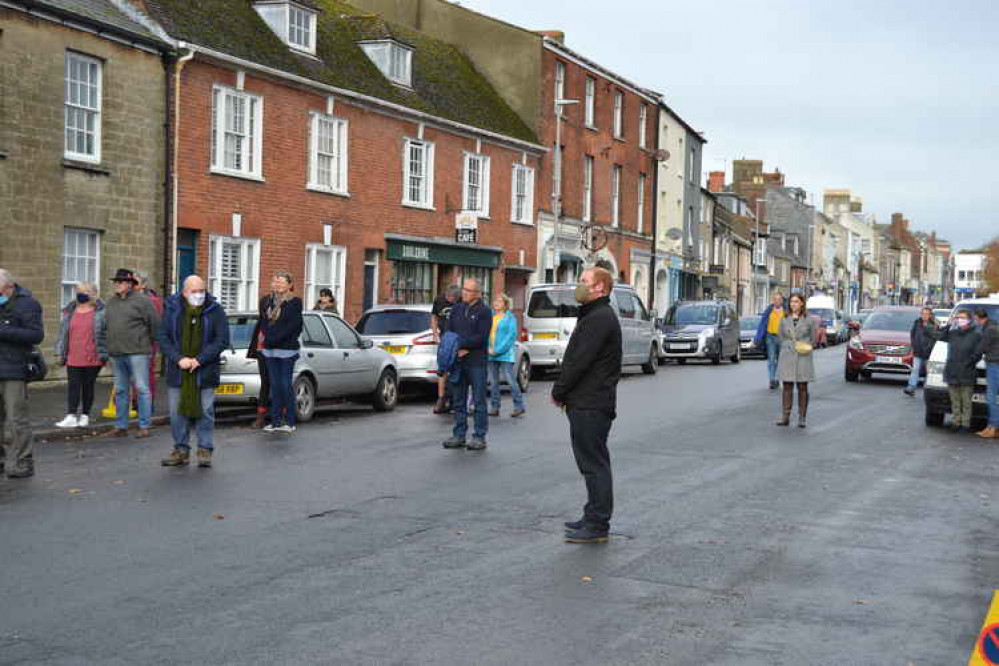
186,292,206,307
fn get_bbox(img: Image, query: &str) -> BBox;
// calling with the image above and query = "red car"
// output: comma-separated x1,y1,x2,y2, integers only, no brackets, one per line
844,306,922,382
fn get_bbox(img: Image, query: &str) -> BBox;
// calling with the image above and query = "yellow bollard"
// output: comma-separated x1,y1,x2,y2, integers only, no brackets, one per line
100,388,137,420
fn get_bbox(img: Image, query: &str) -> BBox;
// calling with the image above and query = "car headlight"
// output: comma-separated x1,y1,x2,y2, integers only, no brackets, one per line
699,327,716,338
848,337,864,350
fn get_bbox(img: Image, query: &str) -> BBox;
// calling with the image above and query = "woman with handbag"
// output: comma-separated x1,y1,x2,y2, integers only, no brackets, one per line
776,293,817,428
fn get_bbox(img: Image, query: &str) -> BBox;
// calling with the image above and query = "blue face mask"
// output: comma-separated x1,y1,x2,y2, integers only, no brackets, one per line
0,295,8,306
76,293,90,304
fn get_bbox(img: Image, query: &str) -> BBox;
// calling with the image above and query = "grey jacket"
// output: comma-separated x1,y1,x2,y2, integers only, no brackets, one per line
777,315,817,383
980,320,999,365
105,290,159,357
55,300,108,362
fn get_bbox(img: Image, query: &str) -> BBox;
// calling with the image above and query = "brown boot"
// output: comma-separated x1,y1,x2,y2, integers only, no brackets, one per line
978,426,999,439
109,427,129,437
433,397,447,414
251,411,267,429
797,383,809,428
197,448,213,468
135,428,151,438
161,448,190,467
776,383,792,426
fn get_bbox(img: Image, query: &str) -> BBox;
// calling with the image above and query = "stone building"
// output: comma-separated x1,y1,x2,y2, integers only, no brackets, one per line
0,0,170,365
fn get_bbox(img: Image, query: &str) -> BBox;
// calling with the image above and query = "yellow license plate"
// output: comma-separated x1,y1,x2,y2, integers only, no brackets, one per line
215,384,244,395
382,345,408,355
534,332,558,340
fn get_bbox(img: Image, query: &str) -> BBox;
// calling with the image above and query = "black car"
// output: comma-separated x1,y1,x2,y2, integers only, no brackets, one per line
739,316,765,358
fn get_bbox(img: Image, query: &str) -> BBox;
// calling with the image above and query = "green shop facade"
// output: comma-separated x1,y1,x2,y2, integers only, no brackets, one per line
385,234,502,305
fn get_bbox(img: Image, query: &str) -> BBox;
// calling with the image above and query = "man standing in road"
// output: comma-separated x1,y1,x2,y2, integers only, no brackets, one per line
105,269,159,438
552,267,622,544
159,276,229,468
431,285,461,414
755,292,785,390
441,279,491,451
975,308,999,439
0,269,44,479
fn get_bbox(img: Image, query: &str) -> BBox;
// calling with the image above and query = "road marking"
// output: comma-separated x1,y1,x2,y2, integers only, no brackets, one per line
969,592,999,665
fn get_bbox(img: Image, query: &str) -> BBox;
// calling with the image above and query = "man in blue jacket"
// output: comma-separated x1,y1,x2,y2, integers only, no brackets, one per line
442,278,493,451
754,292,785,390
158,276,229,468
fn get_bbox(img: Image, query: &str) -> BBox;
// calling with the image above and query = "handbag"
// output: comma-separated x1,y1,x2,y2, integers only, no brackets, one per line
25,346,48,382
794,341,813,356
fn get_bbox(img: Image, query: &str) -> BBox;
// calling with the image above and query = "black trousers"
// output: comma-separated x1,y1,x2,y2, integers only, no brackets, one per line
567,407,614,531
256,357,270,410
67,366,102,416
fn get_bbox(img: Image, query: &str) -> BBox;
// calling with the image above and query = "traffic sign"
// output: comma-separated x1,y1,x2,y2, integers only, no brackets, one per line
970,592,999,665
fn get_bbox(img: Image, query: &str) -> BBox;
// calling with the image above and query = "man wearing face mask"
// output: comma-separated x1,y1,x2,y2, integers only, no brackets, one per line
158,275,229,468
935,309,983,434
551,267,622,544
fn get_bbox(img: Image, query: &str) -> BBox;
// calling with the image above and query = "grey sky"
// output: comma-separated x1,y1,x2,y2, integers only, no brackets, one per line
463,0,998,249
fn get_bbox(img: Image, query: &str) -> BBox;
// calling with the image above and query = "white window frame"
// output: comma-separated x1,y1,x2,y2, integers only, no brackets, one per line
208,235,260,312
611,166,621,227
61,228,100,306
402,138,435,209
584,76,596,127
637,173,646,234
462,153,491,217
211,85,264,180
582,156,594,222
360,40,413,87
554,61,566,110
638,104,648,149
64,52,102,163
304,243,347,307
307,112,349,195
287,4,317,54
613,91,624,139
510,164,535,225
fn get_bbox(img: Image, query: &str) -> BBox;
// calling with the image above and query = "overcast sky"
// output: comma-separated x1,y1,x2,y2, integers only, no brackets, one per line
463,0,997,250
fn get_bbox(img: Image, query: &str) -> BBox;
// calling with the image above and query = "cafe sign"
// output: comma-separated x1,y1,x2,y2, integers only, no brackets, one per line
455,212,478,245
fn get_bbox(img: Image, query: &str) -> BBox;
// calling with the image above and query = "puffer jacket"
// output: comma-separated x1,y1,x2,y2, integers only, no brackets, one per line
937,324,982,386
981,320,999,365
910,318,938,360
488,311,518,363
0,285,44,381
54,300,108,363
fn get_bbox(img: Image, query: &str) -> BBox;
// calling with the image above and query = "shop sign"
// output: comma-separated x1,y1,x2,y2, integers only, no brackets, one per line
387,239,500,269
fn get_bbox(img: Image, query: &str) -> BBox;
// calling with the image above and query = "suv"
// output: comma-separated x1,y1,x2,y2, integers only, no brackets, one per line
659,300,741,365
844,306,921,382
522,283,659,376
924,297,999,427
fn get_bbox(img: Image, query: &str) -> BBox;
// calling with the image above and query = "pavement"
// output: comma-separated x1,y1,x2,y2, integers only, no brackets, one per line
2,349,999,664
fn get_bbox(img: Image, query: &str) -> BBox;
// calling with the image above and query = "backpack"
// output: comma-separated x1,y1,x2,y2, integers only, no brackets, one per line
436,331,460,376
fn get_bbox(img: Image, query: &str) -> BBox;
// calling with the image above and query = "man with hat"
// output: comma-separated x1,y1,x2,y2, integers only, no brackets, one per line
105,269,159,437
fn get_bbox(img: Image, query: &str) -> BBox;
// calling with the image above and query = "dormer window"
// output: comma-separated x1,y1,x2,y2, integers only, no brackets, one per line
360,40,413,88
254,1,317,55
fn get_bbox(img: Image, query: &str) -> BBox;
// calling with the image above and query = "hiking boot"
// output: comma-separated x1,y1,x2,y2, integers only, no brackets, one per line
109,428,129,437
511,408,525,418
161,448,190,467
7,459,34,479
564,526,609,544
442,437,466,449
564,519,585,531
197,448,213,468
466,438,488,451
135,428,151,439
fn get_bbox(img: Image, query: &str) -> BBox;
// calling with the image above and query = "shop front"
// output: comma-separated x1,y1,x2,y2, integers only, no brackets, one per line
385,235,502,305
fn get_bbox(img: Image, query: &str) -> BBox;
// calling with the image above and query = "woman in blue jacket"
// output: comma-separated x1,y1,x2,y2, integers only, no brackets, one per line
487,293,525,418
258,271,304,433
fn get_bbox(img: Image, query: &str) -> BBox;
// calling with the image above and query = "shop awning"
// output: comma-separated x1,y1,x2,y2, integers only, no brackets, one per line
385,234,502,269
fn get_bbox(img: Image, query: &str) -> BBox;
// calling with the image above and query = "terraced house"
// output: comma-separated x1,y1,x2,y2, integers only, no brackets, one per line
127,0,544,321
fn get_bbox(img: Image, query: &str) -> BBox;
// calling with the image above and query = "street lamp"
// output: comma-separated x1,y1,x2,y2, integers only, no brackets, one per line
552,98,579,281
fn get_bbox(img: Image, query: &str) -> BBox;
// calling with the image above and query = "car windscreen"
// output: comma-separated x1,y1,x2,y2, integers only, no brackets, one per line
956,303,999,325
356,310,432,335
863,311,918,331
227,316,258,350
667,305,719,326
740,317,760,330
528,290,579,319
808,308,835,321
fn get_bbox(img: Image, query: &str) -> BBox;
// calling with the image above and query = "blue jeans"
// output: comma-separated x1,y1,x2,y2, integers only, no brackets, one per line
488,361,525,412
987,363,999,428
452,362,488,440
765,334,781,382
112,354,152,429
264,355,298,427
168,387,216,450
906,356,926,391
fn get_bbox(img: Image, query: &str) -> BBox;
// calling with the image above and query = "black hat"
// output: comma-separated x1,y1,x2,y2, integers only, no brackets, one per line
111,268,138,284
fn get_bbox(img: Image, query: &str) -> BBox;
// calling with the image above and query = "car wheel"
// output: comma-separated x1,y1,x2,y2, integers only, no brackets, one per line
641,346,657,375
372,370,398,412
844,368,859,382
517,356,531,392
294,375,317,423
731,347,741,364
711,348,722,365
924,408,944,427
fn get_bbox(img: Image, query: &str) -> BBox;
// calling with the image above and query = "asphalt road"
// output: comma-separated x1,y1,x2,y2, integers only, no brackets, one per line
2,347,997,665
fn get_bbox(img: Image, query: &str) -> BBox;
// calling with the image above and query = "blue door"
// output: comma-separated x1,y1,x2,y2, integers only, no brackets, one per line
177,229,198,292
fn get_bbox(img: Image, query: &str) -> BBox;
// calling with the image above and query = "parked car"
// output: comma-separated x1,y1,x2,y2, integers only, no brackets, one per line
739,316,766,358
523,283,659,376
809,314,829,348
216,310,399,421
845,311,871,336
807,294,846,345
844,306,922,382
933,308,951,327
924,297,999,427
659,300,741,365
355,304,531,392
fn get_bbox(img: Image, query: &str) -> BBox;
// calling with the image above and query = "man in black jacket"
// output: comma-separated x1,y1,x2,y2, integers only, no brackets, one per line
904,307,937,396
442,278,492,450
552,267,622,543
0,269,44,479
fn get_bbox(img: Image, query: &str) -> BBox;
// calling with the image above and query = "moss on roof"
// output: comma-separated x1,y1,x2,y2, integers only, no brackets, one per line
143,0,536,143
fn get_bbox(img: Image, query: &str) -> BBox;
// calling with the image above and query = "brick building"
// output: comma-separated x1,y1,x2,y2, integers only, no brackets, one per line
0,0,170,366
133,0,543,321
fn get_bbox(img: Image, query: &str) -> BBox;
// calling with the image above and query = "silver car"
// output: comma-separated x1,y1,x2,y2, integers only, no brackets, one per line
215,310,399,421
356,304,532,392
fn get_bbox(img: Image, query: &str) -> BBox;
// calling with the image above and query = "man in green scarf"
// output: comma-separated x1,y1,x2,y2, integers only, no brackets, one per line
158,276,229,468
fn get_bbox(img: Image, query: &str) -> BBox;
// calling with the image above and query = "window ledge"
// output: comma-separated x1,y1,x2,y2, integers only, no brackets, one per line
585,125,599,132
511,219,534,227
0,150,8,160
210,168,265,183
63,159,110,176
306,185,350,198
614,136,627,143
401,202,435,212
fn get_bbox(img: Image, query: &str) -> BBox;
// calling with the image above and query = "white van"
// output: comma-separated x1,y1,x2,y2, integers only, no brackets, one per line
807,294,845,345
522,283,659,376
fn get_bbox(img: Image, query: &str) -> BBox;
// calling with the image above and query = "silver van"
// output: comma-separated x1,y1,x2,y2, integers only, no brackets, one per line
522,283,660,376
659,300,741,365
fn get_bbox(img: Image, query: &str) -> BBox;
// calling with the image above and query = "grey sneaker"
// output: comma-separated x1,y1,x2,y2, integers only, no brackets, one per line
467,438,488,451
511,408,525,418
442,437,466,449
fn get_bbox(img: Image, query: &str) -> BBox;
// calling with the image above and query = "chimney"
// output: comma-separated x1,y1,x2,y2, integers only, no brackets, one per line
537,30,565,44
707,171,725,193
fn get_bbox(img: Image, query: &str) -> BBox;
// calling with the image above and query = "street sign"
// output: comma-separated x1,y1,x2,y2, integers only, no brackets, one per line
970,591,999,665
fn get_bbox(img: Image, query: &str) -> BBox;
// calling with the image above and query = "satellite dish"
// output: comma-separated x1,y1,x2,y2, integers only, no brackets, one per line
666,228,683,241
654,149,671,162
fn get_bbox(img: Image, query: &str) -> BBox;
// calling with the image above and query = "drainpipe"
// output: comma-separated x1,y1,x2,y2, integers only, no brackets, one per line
648,113,660,311
169,45,195,292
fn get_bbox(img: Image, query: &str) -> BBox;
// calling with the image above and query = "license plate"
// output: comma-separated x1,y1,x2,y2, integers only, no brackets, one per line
875,355,903,364
215,384,244,395
669,344,693,351
382,345,407,355
534,332,558,340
